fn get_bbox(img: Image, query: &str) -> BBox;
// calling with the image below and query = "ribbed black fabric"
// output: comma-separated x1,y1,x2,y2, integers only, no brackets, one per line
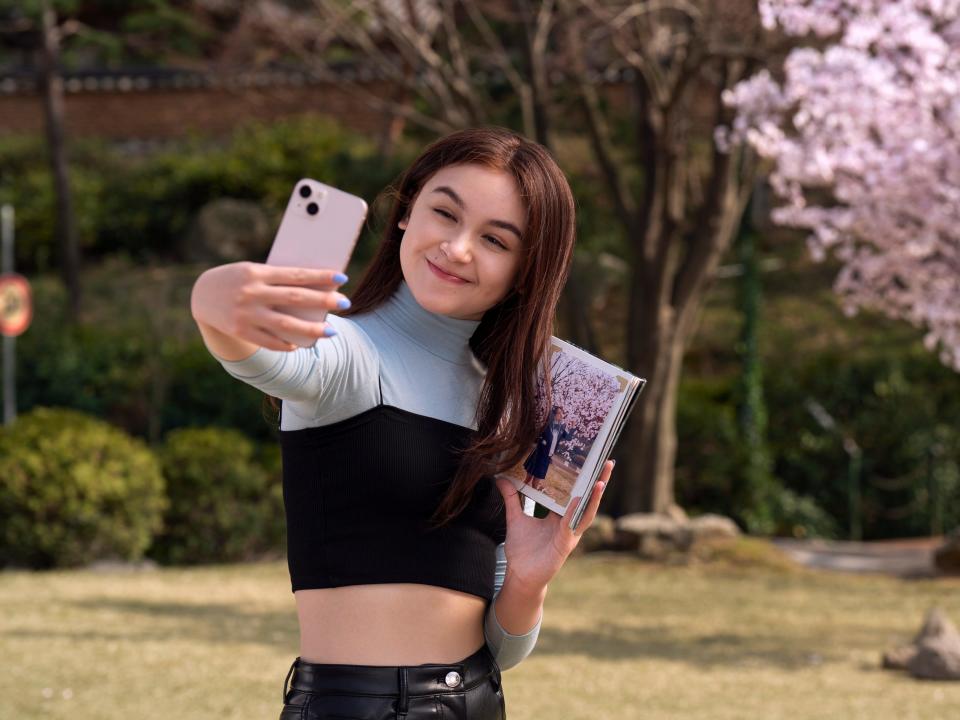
279,374,507,600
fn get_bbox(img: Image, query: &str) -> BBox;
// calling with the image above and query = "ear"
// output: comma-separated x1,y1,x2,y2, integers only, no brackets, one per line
398,215,409,230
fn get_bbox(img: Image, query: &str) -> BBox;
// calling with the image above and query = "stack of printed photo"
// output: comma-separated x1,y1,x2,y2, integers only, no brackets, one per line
496,337,647,532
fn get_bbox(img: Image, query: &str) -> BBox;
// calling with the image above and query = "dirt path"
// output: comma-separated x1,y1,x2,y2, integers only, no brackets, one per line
771,536,946,578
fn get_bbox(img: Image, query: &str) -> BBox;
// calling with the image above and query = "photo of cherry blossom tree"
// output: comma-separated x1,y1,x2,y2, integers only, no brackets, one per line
500,342,625,506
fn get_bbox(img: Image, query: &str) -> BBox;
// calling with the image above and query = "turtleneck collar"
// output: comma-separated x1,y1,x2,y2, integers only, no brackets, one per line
373,278,481,365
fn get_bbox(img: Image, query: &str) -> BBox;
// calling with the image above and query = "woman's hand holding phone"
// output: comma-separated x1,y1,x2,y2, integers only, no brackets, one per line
190,261,349,353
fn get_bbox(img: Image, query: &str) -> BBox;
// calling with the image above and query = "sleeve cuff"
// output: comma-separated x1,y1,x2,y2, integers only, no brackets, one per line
487,597,543,639
483,596,542,671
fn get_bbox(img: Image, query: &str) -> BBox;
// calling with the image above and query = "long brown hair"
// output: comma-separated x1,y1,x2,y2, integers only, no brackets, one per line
265,126,576,530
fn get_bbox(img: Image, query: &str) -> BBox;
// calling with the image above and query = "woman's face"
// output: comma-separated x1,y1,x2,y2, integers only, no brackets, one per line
398,163,527,321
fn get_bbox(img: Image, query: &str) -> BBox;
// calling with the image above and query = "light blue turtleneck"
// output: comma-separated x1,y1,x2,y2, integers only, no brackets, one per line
212,278,486,432
208,277,541,671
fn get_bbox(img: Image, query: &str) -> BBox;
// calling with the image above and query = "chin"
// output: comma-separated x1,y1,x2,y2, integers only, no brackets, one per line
428,296,476,319
422,287,483,320
405,258,492,317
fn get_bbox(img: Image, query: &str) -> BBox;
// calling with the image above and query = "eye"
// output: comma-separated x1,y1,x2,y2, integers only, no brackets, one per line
433,208,507,249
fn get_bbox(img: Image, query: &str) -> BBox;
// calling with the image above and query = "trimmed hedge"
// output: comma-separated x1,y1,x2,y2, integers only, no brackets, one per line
0,406,168,569
146,426,284,565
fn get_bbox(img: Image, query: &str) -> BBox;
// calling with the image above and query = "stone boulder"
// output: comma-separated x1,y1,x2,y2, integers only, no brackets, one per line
881,644,917,670
570,514,616,556
180,198,273,264
934,528,960,574
689,513,741,547
612,512,743,560
615,513,691,559
883,607,960,680
663,503,689,524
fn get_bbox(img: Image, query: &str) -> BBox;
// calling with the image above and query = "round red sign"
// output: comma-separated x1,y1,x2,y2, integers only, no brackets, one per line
0,273,32,337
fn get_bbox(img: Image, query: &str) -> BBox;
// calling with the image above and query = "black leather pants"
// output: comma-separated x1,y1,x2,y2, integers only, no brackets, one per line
279,643,506,719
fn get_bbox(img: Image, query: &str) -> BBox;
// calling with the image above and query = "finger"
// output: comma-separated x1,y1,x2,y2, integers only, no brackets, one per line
260,265,348,288
259,308,337,341
564,491,585,535
494,475,525,523
243,325,298,352
569,461,614,536
258,284,350,311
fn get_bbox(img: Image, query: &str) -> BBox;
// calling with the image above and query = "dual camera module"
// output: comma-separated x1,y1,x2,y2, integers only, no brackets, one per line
299,184,322,215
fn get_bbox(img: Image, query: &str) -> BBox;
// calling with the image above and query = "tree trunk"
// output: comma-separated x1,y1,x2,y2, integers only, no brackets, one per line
622,313,686,515
602,121,755,518
559,266,599,354
39,1,82,323
377,80,411,159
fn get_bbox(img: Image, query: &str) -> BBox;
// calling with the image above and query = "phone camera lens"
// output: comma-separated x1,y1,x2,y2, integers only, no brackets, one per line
298,185,312,198
306,202,319,215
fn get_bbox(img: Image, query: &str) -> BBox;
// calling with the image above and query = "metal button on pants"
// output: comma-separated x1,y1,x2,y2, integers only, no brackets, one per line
280,643,506,720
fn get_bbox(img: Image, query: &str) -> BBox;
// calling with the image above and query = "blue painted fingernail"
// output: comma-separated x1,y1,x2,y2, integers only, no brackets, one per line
333,272,348,284
337,298,351,309
324,326,338,336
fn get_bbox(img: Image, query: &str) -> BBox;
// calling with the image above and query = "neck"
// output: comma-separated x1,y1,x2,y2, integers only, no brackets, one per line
373,279,482,365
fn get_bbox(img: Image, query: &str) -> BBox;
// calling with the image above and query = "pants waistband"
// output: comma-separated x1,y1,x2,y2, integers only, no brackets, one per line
283,643,499,703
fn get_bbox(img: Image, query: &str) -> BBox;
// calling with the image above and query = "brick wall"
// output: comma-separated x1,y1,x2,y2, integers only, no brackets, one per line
0,75,396,140
0,69,720,143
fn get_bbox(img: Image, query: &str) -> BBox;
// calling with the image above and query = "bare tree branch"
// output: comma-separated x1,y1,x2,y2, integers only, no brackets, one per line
370,0,467,120
254,1,456,134
441,0,471,89
463,0,527,99
610,0,701,31
560,0,635,232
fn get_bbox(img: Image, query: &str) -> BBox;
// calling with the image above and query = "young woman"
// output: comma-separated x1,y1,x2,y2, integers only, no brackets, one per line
190,126,616,720
522,406,573,492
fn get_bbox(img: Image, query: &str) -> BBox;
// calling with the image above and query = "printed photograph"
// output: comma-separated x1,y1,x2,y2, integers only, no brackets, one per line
498,341,628,512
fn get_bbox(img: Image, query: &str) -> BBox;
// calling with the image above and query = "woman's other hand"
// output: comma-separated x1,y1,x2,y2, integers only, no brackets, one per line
493,459,615,594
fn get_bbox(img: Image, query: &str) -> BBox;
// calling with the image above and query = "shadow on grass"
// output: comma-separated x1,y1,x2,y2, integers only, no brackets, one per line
533,624,842,670
6,594,835,671
5,596,297,647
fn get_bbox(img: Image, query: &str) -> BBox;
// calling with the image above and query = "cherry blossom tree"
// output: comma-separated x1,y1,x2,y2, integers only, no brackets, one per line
719,0,960,370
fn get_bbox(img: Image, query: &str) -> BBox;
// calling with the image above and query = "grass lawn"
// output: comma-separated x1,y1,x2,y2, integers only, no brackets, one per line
3,542,960,719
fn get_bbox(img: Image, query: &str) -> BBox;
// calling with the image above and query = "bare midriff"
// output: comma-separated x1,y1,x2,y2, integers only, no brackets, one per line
295,583,488,666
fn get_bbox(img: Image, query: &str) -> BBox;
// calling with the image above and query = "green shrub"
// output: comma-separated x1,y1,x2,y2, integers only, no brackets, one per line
15,258,283,445
147,427,284,565
0,136,117,273
765,345,960,539
0,406,168,569
675,376,839,539
161,339,284,443
0,115,406,272
674,376,743,514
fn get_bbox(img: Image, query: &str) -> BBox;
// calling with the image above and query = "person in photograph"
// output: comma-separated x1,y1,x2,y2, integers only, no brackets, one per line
191,126,616,720
522,405,573,492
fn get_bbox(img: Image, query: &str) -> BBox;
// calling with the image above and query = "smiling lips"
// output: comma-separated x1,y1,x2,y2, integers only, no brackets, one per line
427,258,469,283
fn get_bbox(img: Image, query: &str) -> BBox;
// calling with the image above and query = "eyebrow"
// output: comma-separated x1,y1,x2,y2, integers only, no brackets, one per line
430,185,523,242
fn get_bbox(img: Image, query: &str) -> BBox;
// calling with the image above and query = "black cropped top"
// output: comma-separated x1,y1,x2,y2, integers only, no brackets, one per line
280,374,507,601
213,279,541,670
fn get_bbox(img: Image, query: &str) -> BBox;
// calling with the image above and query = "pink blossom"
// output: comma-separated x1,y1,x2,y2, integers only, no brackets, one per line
723,0,960,371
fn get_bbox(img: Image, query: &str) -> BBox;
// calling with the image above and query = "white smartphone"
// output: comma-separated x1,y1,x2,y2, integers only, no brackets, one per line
265,178,368,347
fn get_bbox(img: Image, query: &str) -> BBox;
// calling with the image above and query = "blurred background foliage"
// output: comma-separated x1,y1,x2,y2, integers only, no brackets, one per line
1,113,958,569
0,115,406,271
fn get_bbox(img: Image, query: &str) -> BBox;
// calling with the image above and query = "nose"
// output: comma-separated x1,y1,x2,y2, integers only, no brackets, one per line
442,232,473,262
